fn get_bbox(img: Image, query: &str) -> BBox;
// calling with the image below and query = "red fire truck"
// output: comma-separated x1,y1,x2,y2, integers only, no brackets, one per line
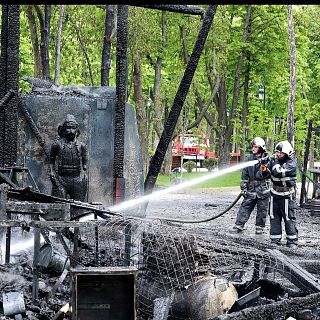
171,132,217,169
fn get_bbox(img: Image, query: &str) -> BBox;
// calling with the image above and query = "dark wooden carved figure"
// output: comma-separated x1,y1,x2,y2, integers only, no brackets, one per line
49,114,88,201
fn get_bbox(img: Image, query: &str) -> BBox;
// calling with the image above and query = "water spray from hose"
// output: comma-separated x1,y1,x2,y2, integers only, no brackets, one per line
109,160,259,212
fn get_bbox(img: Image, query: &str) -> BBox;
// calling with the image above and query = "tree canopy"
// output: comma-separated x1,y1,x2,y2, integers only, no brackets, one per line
17,5,320,169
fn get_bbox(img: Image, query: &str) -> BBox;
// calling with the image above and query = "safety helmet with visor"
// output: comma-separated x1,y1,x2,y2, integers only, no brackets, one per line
275,140,294,157
251,137,266,152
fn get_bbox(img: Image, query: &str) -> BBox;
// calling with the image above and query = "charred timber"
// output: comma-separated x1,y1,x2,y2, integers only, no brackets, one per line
16,95,50,159
7,187,122,218
267,249,320,293
295,259,320,274
0,90,15,112
135,5,205,16
0,5,20,167
114,5,128,182
213,291,320,320
144,5,217,194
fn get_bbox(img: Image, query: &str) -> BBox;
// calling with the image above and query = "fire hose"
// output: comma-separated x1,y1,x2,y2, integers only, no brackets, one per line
155,191,245,224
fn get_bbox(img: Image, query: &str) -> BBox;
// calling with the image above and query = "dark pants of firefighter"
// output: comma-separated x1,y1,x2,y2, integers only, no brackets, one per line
269,193,298,245
235,196,269,228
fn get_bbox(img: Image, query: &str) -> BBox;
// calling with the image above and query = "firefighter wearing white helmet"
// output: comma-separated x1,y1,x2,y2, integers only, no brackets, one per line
260,140,298,248
252,137,266,152
274,140,294,157
231,137,270,235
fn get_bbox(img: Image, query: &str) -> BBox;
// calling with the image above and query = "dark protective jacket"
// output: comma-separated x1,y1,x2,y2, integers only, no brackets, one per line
240,153,270,199
263,156,296,198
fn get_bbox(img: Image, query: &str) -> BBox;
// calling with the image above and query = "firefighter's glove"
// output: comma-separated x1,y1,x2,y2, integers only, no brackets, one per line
260,156,269,164
240,181,247,196
241,189,247,197
261,163,267,172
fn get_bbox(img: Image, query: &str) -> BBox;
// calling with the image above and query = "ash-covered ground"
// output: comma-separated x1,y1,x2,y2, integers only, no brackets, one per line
0,185,319,319
146,185,320,250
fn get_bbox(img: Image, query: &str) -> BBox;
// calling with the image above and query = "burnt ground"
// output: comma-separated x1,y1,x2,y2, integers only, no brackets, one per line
143,185,320,319
145,185,320,250
1,184,320,319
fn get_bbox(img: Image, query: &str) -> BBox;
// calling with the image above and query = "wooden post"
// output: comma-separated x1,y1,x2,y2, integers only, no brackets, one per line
300,119,312,205
32,214,40,302
0,184,8,263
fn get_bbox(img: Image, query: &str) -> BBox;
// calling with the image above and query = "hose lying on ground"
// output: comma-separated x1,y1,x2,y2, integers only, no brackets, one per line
153,191,244,224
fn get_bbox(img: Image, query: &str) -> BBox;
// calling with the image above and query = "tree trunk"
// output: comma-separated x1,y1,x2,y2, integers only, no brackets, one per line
68,15,94,85
132,53,148,175
240,55,250,162
101,5,115,86
25,5,42,78
215,76,231,168
152,11,172,175
216,5,252,168
53,5,64,84
230,5,252,118
145,5,217,193
153,11,166,138
161,97,172,175
287,4,296,147
35,5,51,80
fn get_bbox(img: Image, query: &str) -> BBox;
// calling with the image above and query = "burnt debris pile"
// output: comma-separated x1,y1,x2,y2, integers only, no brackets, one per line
1,194,320,320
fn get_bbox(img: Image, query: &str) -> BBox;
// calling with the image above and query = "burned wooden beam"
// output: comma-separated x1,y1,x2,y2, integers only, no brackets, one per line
16,95,50,159
294,259,320,274
114,4,128,204
267,249,320,293
144,5,217,196
0,171,17,187
233,287,260,310
214,291,320,320
0,89,15,112
0,5,20,167
7,187,122,218
6,200,70,216
29,219,117,228
135,5,205,16
46,269,69,301
0,220,27,227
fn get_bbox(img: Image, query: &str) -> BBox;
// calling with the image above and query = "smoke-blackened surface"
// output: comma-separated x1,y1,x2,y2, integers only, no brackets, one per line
114,5,128,186
0,5,20,167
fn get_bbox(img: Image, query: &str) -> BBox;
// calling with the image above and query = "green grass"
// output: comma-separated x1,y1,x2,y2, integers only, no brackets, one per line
156,170,242,189
156,168,302,189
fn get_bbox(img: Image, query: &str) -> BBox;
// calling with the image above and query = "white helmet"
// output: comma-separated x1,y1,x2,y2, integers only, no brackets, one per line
252,137,266,151
275,140,294,157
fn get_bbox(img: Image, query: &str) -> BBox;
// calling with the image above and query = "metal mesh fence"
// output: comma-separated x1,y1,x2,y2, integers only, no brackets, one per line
30,215,320,318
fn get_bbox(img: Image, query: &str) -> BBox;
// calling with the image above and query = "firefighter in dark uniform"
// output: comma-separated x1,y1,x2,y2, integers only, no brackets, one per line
261,140,298,248
49,114,88,201
231,137,270,234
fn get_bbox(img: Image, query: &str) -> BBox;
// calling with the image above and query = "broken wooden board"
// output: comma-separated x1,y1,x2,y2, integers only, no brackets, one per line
266,249,320,293
309,198,320,216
